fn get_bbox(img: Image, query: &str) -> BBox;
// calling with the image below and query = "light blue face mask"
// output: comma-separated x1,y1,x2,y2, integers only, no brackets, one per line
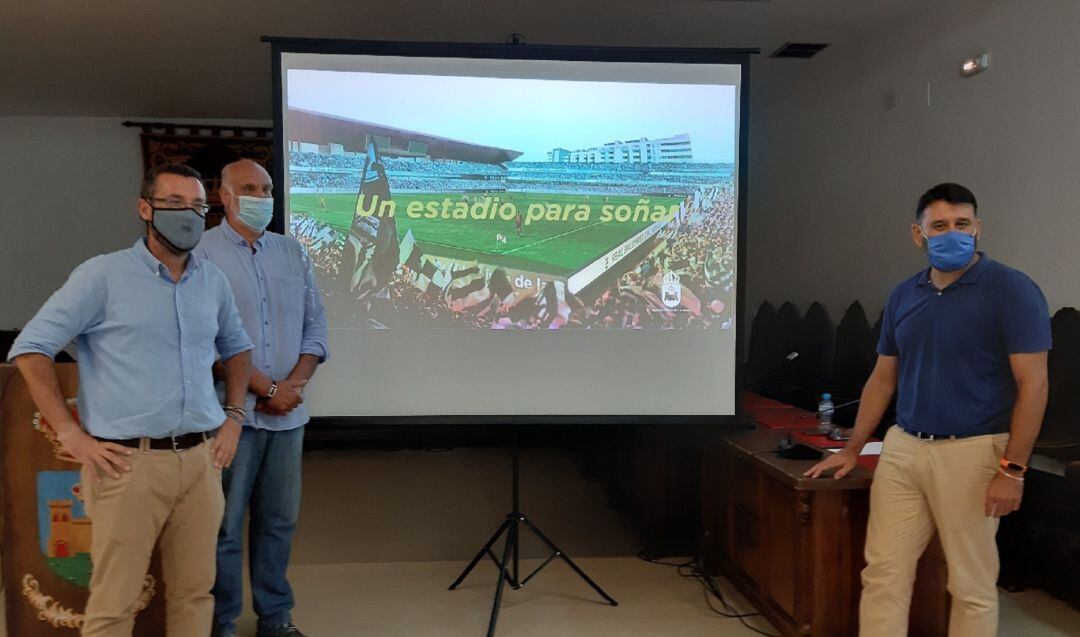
923,230,977,272
230,191,274,231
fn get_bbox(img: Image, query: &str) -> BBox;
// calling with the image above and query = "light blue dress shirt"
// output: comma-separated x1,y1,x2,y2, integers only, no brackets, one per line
7,239,253,439
193,221,329,431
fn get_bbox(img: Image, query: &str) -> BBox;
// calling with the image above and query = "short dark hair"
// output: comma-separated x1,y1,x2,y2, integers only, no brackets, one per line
915,183,977,220
140,164,203,200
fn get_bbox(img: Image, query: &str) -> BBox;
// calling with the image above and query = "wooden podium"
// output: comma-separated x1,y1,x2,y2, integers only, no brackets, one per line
699,394,951,636
1,363,165,636
702,428,950,637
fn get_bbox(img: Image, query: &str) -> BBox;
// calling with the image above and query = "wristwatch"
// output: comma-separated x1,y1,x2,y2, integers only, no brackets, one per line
1000,458,1027,475
266,382,278,399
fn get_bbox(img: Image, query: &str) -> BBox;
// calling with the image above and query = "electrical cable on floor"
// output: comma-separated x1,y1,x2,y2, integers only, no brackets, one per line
638,549,782,637
578,445,781,636
423,446,455,453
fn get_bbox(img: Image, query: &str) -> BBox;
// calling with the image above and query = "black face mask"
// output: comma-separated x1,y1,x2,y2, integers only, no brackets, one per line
148,206,205,252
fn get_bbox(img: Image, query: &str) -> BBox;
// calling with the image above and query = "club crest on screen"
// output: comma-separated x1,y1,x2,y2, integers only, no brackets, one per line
661,272,682,308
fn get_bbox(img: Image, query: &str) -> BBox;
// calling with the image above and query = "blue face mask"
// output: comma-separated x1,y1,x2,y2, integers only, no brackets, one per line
229,190,274,231
924,230,976,272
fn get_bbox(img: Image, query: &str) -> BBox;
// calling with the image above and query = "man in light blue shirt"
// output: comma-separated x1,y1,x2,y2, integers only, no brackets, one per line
8,164,253,637
194,159,328,637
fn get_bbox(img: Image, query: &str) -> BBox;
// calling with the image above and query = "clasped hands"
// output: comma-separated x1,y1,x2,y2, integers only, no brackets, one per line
255,378,307,416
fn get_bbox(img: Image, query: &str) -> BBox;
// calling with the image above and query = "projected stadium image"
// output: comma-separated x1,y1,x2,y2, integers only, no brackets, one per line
285,69,738,330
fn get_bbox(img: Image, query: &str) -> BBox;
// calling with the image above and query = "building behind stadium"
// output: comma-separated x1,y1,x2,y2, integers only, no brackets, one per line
547,134,692,164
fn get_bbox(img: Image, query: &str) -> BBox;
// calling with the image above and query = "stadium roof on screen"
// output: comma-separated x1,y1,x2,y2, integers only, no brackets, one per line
289,108,523,164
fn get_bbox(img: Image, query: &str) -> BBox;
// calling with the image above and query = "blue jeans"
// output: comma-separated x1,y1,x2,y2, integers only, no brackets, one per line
213,425,304,635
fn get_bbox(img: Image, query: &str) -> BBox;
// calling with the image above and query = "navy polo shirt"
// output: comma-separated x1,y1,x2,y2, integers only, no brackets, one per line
877,253,1051,436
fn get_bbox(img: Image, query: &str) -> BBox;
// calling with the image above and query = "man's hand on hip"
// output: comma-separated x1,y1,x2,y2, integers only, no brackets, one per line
985,471,1024,517
59,427,133,482
212,419,242,469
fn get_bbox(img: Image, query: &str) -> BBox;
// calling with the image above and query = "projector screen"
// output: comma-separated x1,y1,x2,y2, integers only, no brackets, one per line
270,40,749,421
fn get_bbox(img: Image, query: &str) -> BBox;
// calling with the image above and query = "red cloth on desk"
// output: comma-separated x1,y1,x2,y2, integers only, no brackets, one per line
743,391,819,430
742,392,792,412
755,409,819,431
744,392,881,471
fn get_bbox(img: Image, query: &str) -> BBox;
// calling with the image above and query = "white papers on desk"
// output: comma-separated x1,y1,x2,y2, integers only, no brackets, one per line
828,442,883,456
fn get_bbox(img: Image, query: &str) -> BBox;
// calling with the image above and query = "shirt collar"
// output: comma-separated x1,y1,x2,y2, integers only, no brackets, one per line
221,217,265,249
132,237,200,277
916,252,991,288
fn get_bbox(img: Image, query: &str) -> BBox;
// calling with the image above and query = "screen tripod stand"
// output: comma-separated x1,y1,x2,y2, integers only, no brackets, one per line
448,430,618,636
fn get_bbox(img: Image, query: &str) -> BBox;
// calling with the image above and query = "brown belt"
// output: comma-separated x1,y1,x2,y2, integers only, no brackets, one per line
96,430,215,451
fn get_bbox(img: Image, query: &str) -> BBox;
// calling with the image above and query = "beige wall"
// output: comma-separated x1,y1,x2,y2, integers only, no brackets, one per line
0,117,268,330
746,0,1080,325
0,118,144,329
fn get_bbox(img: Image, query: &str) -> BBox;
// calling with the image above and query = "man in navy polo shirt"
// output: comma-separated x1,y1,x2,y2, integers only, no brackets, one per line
806,183,1051,636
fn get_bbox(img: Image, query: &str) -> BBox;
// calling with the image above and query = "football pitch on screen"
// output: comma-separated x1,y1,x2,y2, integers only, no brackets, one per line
291,192,679,275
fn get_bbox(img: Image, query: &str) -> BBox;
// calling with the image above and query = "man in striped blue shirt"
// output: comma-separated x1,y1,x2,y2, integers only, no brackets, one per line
8,164,253,637
194,159,328,637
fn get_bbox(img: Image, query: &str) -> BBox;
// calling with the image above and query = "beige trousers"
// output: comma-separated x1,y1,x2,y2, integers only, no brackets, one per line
859,425,1009,637
80,439,224,637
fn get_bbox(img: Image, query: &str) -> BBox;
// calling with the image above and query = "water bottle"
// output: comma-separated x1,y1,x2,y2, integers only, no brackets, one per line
817,393,834,435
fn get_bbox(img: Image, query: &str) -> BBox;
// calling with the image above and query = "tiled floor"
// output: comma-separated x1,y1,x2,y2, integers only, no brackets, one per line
3,447,1078,636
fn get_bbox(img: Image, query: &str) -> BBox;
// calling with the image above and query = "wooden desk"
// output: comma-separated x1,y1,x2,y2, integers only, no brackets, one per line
701,427,950,637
